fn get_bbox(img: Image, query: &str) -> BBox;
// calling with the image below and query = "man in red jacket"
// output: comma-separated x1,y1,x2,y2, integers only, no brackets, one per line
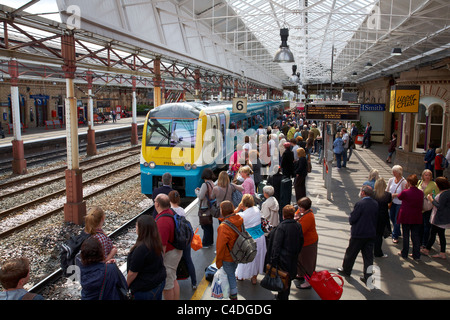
155,193,182,300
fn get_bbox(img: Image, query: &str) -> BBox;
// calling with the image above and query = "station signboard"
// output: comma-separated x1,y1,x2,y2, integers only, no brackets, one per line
305,101,360,121
389,85,420,113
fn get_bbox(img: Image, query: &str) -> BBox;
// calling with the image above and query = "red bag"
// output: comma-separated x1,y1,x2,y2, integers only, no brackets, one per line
191,228,203,251
306,270,344,300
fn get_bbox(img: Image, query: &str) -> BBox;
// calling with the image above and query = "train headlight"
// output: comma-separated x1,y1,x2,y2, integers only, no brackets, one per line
184,163,192,170
192,164,197,170
149,161,156,169
143,162,149,167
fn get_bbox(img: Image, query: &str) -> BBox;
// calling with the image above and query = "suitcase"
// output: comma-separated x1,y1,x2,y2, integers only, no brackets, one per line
306,270,344,300
279,177,292,209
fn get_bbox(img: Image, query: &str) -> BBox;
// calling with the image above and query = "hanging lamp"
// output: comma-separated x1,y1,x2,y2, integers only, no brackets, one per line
273,28,295,63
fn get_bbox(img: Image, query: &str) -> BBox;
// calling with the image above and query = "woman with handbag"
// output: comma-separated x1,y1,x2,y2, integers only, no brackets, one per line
293,148,308,202
386,165,407,243
295,197,318,289
264,205,304,300
397,174,424,260
213,171,244,220
195,168,216,248
417,169,439,249
234,194,267,285
126,215,166,300
216,201,244,300
421,177,450,259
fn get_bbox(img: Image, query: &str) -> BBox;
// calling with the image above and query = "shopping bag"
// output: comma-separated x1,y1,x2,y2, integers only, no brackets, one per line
306,270,344,300
211,268,229,299
191,227,203,251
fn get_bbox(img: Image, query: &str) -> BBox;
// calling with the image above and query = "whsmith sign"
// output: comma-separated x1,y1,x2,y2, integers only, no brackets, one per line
389,85,420,113
361,104,385,111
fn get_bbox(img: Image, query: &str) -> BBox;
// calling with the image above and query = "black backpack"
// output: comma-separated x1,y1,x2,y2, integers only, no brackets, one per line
60,231,90,276
156,209,193,250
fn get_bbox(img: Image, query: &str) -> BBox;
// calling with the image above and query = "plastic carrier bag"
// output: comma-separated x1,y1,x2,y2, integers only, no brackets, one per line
211,268,230,299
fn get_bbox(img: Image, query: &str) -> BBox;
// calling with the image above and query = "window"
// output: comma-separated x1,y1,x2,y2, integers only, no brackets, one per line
146,118,197,148
413,102,444,152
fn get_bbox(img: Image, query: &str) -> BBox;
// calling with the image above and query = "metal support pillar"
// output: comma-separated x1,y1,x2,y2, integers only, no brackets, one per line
153,58,162,107
9,59,27,175
131,76,138,146
86,71,97,156
62,33,86,225
194,69,201,101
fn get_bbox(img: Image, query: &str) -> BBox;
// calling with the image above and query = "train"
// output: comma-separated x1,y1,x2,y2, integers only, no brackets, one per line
140,99,289,198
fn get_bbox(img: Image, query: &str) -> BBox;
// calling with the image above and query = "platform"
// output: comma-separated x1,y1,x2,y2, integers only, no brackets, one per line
177,143,450,301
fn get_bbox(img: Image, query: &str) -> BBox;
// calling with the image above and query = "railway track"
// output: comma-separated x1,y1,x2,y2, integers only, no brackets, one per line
0,146,140,199
28,205,152,297
0,134,141,174
0,165,140,239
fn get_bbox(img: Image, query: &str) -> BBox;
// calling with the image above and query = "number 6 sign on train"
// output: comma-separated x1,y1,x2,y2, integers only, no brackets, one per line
232,97,247,113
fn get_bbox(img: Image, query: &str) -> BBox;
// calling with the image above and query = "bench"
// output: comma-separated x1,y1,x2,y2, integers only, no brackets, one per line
7,123,25,134
45,120,54,129
93,115,104,124
53,119,63,128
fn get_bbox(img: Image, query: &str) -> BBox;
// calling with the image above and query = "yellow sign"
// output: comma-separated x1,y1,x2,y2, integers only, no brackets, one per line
389,85,420,113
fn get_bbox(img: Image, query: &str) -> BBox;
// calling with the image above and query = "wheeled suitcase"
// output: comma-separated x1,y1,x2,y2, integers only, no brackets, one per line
279,177,292,209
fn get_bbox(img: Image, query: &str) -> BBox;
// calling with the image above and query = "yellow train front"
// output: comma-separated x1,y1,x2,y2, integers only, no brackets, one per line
140,100,288,198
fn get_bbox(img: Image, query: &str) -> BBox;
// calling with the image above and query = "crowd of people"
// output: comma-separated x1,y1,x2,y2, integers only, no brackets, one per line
1,110,449,301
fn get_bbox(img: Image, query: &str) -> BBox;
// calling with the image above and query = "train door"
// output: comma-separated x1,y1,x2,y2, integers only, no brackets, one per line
207,114,219,168
219,113,227,166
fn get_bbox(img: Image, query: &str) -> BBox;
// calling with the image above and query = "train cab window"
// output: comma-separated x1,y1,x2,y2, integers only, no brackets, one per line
146,118,197,148
146,119,171,147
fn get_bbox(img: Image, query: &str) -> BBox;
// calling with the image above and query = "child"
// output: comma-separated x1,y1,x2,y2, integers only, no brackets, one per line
434,148,445,178
0,257,44,300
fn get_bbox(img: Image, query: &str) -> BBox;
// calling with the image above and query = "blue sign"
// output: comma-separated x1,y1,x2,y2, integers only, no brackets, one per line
360,104,385,111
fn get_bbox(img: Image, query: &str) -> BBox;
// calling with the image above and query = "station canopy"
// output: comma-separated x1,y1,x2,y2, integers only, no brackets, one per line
1,0,449,90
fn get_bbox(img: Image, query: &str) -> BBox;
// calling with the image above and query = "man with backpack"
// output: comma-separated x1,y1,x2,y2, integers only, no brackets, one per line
154,194,183,300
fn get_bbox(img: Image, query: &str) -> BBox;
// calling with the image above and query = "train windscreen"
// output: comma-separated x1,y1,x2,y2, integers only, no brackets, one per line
146,118,198,148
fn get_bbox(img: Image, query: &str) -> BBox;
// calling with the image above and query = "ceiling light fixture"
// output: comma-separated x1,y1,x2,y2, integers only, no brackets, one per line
273,28,295,63
391,47,402,56
364,62,373,69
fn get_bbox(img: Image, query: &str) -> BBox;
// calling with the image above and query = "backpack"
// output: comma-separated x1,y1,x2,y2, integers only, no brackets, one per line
223,220,257,264
60,231,90,276
156,209,193,250
231,185,243,208
443,156,449,169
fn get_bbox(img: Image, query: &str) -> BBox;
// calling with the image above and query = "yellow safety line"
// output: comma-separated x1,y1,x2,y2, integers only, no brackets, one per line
190,257,216,300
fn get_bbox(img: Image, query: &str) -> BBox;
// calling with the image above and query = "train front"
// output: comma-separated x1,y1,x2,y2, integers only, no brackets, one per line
140,102,205,198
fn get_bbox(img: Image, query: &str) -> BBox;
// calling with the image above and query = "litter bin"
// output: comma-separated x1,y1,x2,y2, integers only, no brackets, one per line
355,134,364,145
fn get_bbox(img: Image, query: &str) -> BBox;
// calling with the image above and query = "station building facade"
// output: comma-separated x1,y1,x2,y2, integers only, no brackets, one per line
357,56,450,175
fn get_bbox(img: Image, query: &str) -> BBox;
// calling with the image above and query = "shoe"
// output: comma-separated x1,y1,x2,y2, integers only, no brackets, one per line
360,276,367,284
392,238,399,244
431,253,446,259
336,267,350,276
397,252,407,259
299,281,311,289
420,248,430,255
192,285,197,290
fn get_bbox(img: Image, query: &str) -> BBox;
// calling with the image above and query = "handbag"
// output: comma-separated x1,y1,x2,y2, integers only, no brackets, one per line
423,197,433,211
191,227,203,251
231,184,243,207
306,270,344,300
388,178,404,209
260,264,289,291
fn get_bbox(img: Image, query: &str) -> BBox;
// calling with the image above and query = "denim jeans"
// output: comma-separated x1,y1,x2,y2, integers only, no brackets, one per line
389,203,402,239
132,280,165,300
222,261,238,296
335,153,342,168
